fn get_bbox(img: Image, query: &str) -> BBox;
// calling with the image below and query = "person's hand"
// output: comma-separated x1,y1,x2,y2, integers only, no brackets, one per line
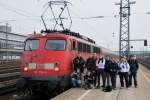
128,71,131,75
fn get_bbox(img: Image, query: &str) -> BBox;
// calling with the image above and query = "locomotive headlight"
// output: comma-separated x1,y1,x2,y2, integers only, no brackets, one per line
24,67,28,71
54,67,59,71
28,63,36,69
42,32,47,36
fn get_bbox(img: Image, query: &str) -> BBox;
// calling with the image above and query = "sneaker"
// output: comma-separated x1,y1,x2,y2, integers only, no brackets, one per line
88,86,92,89
101,85,104,87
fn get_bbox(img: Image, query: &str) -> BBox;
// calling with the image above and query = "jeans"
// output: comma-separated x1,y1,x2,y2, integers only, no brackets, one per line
97,69,105,87
72,78,81,87
110,74,117,89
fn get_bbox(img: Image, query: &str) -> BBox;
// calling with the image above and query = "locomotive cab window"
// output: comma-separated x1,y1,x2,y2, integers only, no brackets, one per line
46,39,66,51
25,39,39,51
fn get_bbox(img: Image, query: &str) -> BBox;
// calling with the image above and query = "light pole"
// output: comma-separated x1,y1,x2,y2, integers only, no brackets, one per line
5,23,8,61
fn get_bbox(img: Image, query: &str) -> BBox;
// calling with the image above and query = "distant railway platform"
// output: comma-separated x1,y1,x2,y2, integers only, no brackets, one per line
52,64,150,100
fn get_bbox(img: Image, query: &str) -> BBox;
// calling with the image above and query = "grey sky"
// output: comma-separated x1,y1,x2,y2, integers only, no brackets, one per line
0,0,150,51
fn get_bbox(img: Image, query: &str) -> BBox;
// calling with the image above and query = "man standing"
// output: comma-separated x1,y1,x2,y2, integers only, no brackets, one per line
104,56,112,88
73,54,85,73
128,55,139,88
109,58,119,90
118,56,130,88
97,55,106,88
86,54,97,87
93,53,98,87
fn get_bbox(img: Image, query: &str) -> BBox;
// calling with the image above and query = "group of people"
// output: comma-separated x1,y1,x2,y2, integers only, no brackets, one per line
71,53,139,91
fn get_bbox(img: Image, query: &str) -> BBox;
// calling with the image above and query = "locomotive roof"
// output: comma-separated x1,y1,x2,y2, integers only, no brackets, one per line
28,30,96,44
27,30,118,57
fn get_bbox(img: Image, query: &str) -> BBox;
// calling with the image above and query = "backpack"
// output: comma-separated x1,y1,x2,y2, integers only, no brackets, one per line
103,86,112,92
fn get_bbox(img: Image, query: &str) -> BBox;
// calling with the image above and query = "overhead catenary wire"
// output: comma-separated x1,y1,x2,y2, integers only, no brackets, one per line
0,1,40,18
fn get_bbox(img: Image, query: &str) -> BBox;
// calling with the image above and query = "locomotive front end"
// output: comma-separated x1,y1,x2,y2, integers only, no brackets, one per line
17,34,72,95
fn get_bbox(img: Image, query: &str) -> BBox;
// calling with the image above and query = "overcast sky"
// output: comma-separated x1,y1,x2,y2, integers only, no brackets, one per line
0,0,150,51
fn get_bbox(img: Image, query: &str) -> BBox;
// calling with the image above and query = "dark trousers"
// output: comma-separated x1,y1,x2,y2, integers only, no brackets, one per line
104,72,110,87
119,72,129,88
110,74,117,89
97,69,105,87
129,72,137,87
93,70,98,86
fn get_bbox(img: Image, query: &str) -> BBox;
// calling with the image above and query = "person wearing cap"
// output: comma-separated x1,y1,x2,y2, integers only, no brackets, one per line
118,56,130,88
128,55,139,88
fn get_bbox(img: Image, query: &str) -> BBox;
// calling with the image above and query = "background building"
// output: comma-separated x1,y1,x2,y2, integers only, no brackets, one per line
0,26,27,60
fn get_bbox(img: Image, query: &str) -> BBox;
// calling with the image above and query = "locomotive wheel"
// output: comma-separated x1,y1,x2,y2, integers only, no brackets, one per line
52,83,65,96
16,87,32,98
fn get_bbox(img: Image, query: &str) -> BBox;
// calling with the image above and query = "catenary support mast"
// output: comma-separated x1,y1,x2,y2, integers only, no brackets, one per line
117,0,135,58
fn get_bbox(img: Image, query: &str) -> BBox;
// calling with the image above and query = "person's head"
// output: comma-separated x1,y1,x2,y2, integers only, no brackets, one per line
88,71,91,76
105,55,110,60
111,57,116,62
131,55,136,60
99,54,103,59
121,56,127,62
77,53,81,57
93,53,97,58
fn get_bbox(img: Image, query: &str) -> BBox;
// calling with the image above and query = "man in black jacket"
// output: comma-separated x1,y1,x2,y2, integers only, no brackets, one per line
86,55,96,72
128,55,139,88
109,58,119,90
86,54,97,86
101,55,113,92
73,54,85,73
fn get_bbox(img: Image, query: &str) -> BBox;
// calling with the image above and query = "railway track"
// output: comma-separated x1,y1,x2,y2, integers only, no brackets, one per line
0,61,66,100
0,61,20,95
139,59,150,69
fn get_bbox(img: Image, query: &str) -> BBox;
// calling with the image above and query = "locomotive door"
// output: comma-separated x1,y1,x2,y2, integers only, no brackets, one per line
70,39,77,58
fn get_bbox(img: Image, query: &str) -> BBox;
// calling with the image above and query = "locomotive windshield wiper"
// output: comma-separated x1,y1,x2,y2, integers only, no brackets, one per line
53,47,59,50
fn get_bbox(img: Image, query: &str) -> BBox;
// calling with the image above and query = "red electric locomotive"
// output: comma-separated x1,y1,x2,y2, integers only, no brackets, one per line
17,31,117,95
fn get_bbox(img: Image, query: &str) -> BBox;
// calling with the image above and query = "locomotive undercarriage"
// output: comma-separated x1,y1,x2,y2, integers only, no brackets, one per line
16,75,71,97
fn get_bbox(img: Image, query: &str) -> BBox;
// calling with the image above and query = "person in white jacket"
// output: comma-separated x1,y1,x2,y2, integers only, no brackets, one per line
97,55,106,88
118,56,130,88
